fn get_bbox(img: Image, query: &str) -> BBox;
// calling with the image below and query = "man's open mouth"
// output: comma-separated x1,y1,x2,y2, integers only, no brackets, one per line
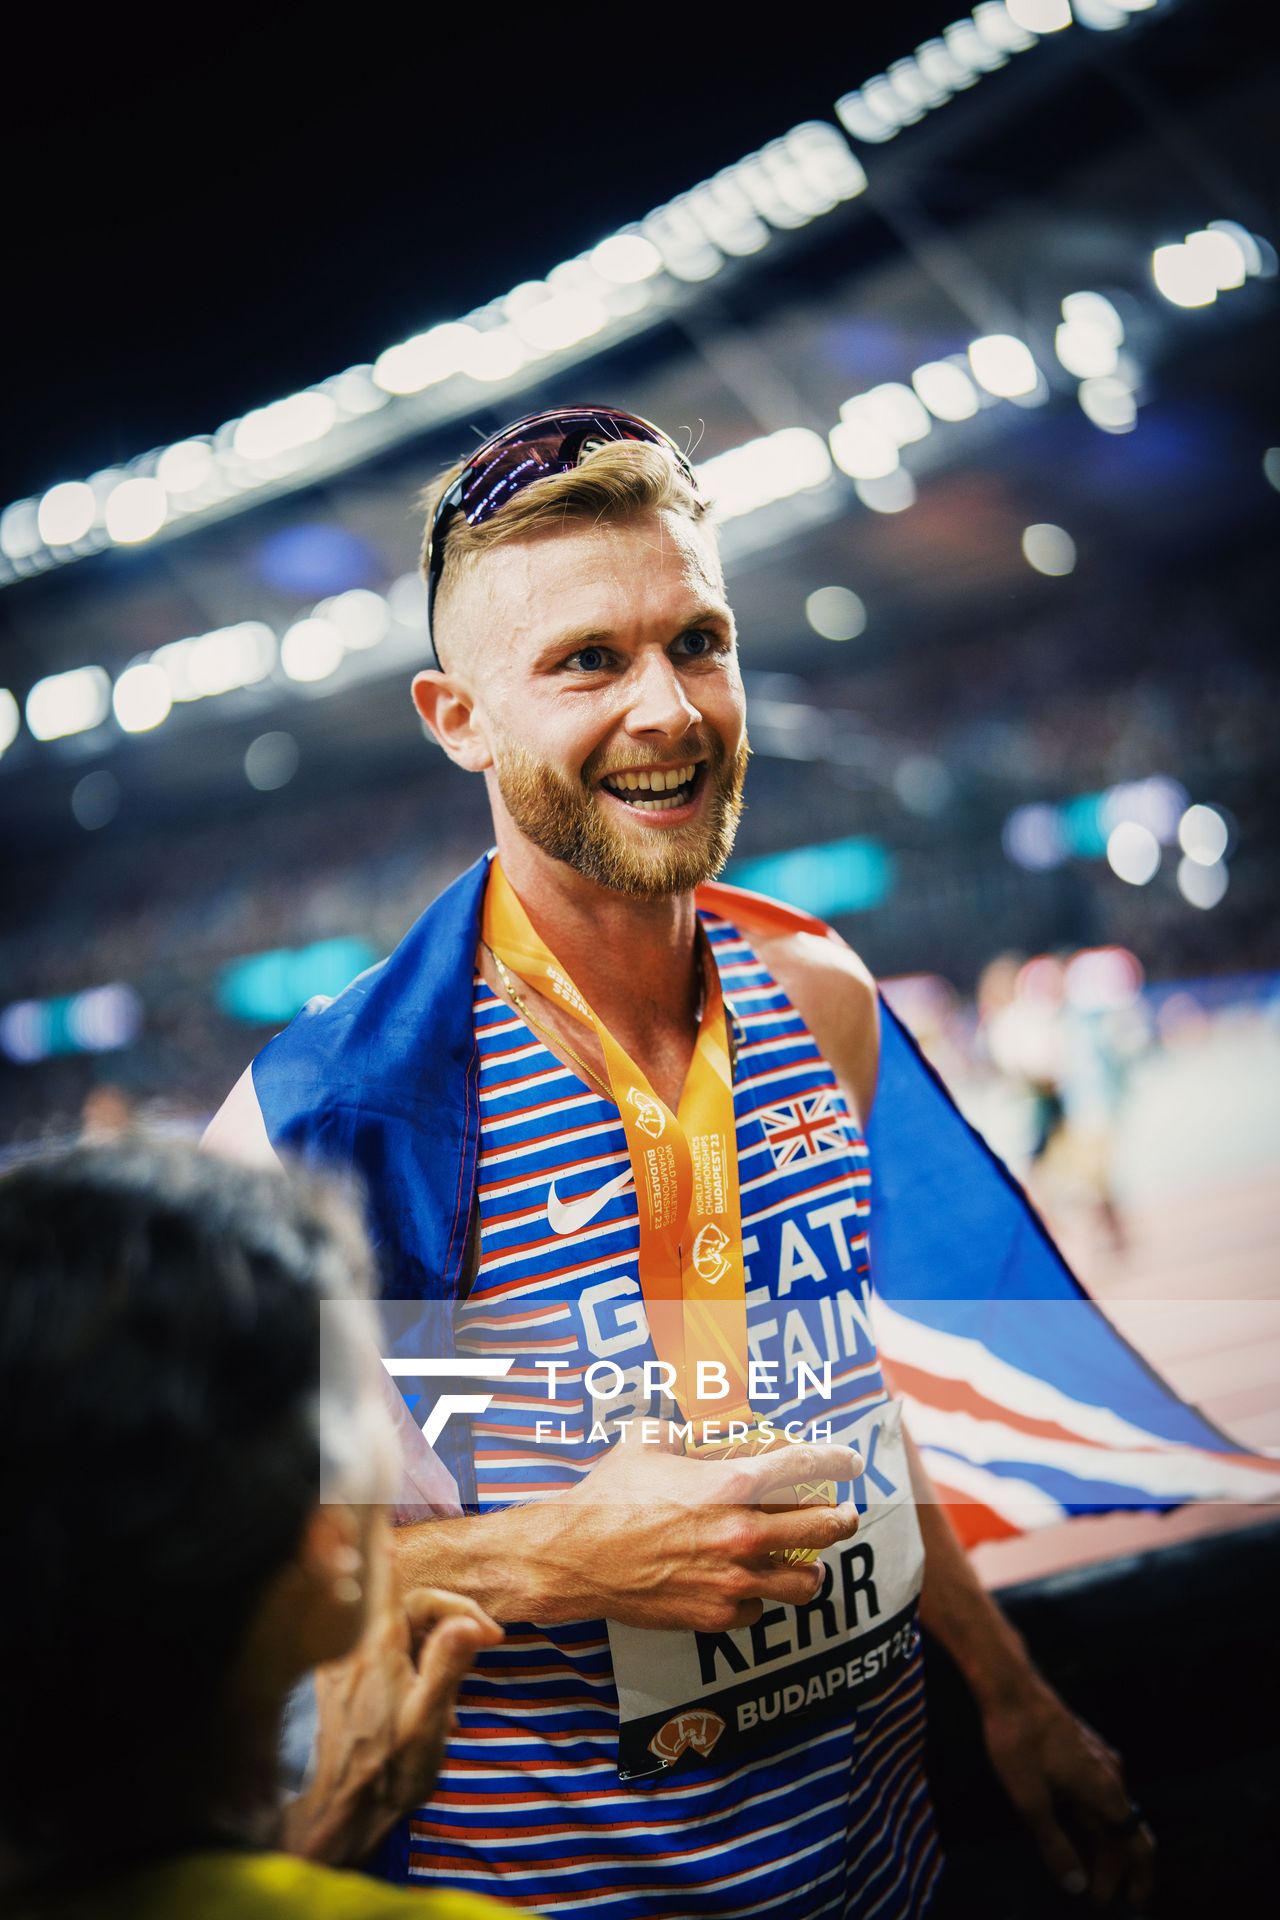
599,762,702,812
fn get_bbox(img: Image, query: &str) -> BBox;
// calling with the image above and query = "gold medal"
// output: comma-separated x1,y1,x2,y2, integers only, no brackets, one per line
685,1415,837,1565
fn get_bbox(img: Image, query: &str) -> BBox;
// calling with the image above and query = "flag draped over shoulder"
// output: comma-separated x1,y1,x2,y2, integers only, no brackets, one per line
251,852,1279,1547
867,999,1280,1546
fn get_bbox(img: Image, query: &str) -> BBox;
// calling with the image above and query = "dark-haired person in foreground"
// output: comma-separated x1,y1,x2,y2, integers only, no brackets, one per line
0,1140,517,1920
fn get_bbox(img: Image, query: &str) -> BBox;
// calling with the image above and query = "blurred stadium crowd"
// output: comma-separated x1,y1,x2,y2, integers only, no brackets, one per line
2,549,1273,1168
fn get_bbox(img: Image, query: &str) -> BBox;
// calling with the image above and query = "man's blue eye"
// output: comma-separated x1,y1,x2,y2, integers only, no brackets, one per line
573,647,607,672
680,630,711,656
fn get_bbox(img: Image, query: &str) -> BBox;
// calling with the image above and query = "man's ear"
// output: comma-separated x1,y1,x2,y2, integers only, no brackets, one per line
411,670,494,772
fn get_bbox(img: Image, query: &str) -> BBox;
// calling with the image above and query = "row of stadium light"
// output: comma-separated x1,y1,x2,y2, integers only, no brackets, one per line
833,0,1159,148
0,319,1120,766
1150,221,1276,309
0,119,867,581
1004,782,1234,909
10,233,1269,768
0,1,1179,587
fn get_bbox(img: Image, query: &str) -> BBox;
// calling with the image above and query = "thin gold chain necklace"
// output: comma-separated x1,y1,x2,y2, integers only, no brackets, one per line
484,943,615,1101
481,940,729,1104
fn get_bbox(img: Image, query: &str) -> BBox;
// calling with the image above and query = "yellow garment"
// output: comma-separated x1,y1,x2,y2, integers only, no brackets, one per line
7,1849,521,1920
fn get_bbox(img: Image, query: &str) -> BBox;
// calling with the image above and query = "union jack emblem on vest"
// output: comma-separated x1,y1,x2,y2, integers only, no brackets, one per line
758,1090,852,1169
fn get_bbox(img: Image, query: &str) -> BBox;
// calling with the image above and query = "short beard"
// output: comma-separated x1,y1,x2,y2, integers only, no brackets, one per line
493,731,749,899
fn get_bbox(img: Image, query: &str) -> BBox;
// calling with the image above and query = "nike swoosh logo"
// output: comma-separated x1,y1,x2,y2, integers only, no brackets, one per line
546,1167,636,1237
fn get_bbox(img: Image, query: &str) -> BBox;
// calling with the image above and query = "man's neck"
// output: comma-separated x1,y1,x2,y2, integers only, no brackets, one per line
493,832,702,1046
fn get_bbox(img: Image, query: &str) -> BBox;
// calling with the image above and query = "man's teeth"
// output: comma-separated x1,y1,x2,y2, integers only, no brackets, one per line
604,762,697,797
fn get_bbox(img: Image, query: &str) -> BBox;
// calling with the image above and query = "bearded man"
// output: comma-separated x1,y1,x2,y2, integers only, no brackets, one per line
207,408,1154,1918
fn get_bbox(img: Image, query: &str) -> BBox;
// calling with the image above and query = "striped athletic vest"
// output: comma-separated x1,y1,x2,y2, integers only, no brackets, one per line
405,910,942,1918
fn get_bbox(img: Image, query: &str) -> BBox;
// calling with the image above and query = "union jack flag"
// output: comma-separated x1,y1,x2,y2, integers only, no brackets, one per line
758,1089,851,1169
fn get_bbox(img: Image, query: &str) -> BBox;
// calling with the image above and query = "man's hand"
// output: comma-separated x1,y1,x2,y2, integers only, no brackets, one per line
514,1432,864,1631
282,1542,503,1865
981,1668,1155,1910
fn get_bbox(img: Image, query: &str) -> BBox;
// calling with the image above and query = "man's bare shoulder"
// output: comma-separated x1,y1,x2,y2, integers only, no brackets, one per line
699,883,880,1124
201,1063,280,1170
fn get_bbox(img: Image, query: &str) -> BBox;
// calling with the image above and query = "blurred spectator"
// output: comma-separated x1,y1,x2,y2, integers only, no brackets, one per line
0,1140,513,1919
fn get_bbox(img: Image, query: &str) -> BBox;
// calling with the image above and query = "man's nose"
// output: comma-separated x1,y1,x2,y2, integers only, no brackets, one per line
623,652,702,737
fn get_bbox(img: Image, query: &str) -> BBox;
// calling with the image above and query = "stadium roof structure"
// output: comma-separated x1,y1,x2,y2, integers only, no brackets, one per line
0,0,1274,866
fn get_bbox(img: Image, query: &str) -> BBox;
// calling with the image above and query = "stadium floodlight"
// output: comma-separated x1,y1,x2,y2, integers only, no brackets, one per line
856,382,933,446
1106,821,1161,885
26,666,111,741
319,589,390,652
855,469,917,513
943,18,1011,72
1054,319,1117,377
373,322,478,396
0,687,19,756
112,662,173,733
511,289,608,354
698,428,833,523
968,333,1039,397
105,476,167,545
1021,523,1077,575
1176,855,1228,909
0,500,42,562
462,326,529,383
828,417,900,482
1054,291,1124,378
37,481,96,547
325,367,389,417
1151,241,1211,307
281,617,344,684
1184,227,1247,292
590,233,663,284
1178,803,1229,867
972,2,1038,51
805,586,867,642
234,391,338,464
911,359,981,421
913,38,982,98
1078,374,1137,432
1006,0,1072,30
156,439,215,493
187,623,274,697
1206,219,1267,279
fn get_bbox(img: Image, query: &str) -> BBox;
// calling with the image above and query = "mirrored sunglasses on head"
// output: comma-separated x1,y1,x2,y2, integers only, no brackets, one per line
423,406,699,665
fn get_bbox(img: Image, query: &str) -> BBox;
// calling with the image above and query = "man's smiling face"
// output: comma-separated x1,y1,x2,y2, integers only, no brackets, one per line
440,507,749,897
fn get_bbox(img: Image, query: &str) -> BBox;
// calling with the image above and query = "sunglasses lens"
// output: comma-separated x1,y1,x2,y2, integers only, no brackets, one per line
457,409,697,528
425,408,698,660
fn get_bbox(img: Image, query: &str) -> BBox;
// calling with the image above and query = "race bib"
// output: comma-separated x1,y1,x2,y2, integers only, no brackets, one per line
609,1399,923,1781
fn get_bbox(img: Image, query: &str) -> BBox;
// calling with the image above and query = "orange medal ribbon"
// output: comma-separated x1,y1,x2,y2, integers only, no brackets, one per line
484,858,751,1429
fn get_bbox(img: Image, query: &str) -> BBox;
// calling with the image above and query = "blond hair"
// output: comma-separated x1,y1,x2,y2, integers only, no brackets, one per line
417,439,708,657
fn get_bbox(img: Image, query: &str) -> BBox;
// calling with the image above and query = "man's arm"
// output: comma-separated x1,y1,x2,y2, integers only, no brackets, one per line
905,1429,1155,1909
758,911,1154,1910
394,1435,864,1634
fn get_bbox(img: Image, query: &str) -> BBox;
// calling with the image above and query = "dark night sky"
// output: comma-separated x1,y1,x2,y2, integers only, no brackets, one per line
4,8,975,506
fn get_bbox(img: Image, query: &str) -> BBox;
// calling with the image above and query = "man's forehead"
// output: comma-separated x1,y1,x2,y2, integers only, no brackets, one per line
475,511,729,639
